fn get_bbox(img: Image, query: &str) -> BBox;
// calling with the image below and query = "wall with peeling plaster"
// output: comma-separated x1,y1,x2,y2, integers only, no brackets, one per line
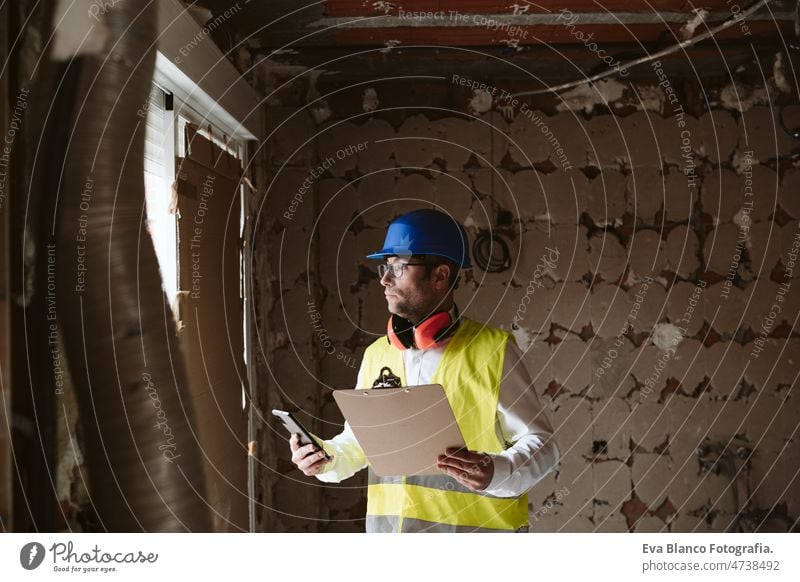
255,71,800,532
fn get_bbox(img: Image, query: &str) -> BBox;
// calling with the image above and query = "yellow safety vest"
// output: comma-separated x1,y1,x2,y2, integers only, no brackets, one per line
360,318,529,533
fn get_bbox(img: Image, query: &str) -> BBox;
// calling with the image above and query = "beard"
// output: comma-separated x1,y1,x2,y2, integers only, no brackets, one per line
386,295,426,323
388,293,447,326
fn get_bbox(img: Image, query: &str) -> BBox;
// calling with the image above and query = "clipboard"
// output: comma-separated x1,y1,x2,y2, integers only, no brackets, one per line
332,384,466,477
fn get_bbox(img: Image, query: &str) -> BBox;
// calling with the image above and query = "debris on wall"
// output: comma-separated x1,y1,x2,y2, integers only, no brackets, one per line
380,40,401,53
719,83,770,112
469,89,493,114
362,88,379,112
556,80,627,113
651,323,684,351
679,8,709,40
773,52,791,95
254,57,327,106
256,72,800,533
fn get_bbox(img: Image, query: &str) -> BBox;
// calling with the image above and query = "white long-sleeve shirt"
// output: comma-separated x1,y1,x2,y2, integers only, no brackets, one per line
314,323,560,497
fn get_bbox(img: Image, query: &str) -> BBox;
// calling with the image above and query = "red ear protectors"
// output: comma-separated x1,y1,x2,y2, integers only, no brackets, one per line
386,307,460,351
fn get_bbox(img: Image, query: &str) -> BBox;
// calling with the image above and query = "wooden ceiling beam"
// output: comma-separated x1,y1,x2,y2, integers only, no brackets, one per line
256,43,778,86
326,20,786,46
324,0,760,16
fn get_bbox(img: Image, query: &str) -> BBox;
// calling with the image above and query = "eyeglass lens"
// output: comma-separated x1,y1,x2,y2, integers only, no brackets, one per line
378,264,402,278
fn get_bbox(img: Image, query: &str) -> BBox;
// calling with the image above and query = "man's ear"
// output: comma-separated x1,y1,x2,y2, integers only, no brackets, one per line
433,264,450,290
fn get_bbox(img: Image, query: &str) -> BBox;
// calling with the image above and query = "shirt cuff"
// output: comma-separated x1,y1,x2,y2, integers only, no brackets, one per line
484,452,513,496
312,437,338,482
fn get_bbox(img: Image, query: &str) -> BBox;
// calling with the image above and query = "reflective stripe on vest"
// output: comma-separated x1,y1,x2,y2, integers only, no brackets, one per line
360,318,529,532
366,514,530,533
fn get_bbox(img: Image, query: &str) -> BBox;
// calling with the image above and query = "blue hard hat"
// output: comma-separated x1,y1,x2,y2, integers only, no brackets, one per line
366,209,472,268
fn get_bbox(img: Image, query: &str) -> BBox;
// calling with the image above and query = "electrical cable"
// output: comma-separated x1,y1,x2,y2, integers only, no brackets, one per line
472,231,512,273
779,103,800,139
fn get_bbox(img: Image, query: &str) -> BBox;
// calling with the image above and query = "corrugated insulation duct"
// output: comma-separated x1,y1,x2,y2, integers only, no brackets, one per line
53,1,210,531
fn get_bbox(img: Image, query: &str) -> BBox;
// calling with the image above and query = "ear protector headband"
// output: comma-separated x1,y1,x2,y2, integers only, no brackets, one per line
386,304,460,351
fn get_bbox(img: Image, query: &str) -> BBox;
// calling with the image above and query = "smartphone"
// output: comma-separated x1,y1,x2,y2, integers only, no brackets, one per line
272,409,331,461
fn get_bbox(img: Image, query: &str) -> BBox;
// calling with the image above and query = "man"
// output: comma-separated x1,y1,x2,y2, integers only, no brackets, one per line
290,208,559,532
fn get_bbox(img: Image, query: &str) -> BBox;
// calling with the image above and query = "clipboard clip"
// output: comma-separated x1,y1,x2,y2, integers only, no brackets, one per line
372,366,402,388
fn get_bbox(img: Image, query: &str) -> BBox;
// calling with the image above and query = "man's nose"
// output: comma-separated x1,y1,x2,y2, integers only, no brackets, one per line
380,269,393,286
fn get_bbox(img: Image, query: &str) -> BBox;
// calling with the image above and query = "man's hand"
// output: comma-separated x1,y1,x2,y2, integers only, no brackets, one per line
290,434,334,476
436,447,494,491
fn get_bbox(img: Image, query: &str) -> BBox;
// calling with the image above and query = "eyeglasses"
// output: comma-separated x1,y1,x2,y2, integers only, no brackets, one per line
377,262,429,279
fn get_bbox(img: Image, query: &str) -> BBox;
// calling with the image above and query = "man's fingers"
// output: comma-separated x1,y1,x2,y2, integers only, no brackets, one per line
299,455,326,473
293,445,317,459
289,434,312,453
442,448,482,463
287,434,334,475
306,454,333,475
292,447,318,466
437,449,492,491
437,461,487,481
438,450,487,473
297,448,324,466
437,457,474,473
291,443,321,466
297,450,331,474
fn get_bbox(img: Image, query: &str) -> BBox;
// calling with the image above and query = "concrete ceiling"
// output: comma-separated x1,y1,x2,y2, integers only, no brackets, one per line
189,1,798,93
194,0,795,48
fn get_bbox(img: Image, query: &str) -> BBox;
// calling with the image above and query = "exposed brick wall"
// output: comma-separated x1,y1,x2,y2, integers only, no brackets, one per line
256,90,800,532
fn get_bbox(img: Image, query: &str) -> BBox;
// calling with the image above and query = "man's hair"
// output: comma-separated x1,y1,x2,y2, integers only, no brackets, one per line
413,254,460,290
